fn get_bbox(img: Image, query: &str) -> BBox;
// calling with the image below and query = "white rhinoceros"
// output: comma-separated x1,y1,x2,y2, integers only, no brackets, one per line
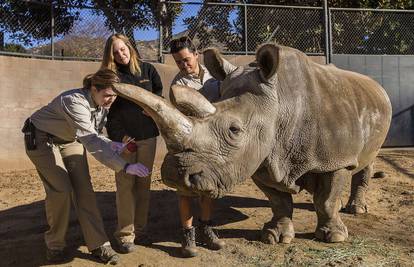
113,44,392,244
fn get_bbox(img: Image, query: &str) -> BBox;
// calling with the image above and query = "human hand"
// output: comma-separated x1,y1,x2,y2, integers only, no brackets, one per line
125,163,150,177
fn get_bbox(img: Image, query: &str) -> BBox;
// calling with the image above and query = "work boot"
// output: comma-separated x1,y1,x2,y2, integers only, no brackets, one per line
91,243,119,265
198,220,225,250
117,241,136,254
46,248,66,263
181,227,198,258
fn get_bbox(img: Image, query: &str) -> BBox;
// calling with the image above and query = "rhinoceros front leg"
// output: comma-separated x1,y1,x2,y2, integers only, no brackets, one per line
345,162,373,214
313,169,349,243
252,177,294,244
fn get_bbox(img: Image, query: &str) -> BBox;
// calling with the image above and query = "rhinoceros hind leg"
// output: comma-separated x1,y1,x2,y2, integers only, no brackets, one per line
252,177,295,244
313,169,349,243
345,162,373,214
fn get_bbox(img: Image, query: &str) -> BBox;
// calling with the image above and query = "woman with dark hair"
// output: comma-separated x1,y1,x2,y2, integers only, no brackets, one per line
23,69,149,264
101,33,163,253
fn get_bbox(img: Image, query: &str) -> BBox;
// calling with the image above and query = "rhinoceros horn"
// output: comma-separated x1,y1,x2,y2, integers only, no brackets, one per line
112,83,192,150
169,84,216,118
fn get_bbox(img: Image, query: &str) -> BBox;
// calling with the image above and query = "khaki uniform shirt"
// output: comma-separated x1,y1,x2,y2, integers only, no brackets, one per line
171,64,221,102
31,88,126,172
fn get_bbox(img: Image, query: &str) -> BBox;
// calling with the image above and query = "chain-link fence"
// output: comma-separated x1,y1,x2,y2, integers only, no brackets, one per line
0,1,160,61
330,8,414,54
1,1,414,62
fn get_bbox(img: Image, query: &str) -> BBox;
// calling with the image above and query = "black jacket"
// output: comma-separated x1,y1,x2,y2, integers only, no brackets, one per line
106,62,163,142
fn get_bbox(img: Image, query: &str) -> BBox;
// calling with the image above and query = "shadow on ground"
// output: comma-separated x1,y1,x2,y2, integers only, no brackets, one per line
0,189,272,266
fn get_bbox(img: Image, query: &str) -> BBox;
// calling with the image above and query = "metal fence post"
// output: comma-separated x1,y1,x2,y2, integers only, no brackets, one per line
323,0,331,64
244,1,248,54
0,32,4,50
50,3,54,60
328,8,333,62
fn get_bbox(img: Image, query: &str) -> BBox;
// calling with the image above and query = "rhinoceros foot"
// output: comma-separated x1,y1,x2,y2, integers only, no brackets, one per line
261,218,295,244
344,199,368,214
315,221,348,243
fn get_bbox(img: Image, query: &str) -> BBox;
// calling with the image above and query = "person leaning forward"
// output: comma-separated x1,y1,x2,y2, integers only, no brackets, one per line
169,36,228,258
102,33,163,254
23,69,149,265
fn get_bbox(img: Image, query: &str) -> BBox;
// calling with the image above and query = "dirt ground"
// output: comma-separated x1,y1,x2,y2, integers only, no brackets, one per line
0,149,413,267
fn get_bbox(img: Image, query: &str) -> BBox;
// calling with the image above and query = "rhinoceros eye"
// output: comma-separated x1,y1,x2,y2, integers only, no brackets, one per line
229,125,240,134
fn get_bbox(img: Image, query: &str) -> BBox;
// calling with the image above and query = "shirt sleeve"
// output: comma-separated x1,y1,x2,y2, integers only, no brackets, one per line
61,95,127,172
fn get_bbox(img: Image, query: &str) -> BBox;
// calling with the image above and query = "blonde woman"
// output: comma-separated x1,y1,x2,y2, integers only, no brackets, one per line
101,33,162,253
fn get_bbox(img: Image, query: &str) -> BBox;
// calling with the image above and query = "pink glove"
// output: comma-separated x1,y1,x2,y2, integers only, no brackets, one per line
125,163,150,177
110,141,125,154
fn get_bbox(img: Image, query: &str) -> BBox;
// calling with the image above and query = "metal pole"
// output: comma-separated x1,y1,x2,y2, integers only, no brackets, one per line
0,32,4,50
323,0,330,64
244,1,248,55
328,8,333,63
50,2,54,60
159,0,166,63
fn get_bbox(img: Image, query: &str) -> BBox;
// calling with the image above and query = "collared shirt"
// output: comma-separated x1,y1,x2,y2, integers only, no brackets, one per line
171,64,221,102
30,88,126,172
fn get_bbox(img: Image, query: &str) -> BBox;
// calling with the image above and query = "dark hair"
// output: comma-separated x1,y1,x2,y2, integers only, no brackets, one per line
170,36,197,54
83,68,120,91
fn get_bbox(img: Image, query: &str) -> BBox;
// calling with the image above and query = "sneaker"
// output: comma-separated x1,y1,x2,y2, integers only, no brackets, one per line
181,227,198,258
198,220,225,250
118,241,136,254
91,244,119,265
46,248,66,263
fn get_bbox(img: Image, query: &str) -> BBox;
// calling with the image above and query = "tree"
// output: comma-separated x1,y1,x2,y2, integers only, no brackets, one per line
0,0,183,57
0,0,83,48
181,0,414,54
90,0,182,55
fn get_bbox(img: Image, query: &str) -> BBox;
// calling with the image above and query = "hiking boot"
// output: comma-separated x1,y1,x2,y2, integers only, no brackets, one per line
181,227,198,258
46,248,66,263
118,241,136,254
135,231,152,245
91,244,119,265
198,220,225,250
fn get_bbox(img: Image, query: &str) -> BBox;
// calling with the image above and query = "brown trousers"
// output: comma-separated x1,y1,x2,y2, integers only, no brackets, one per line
114,137,157,243
26,129,108,251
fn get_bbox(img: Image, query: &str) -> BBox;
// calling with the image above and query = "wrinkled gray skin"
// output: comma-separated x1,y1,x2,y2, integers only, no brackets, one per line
113,44,392,244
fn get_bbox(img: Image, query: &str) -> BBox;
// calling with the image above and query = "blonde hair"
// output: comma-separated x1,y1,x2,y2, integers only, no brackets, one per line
83,69,120,91
101,33,141,76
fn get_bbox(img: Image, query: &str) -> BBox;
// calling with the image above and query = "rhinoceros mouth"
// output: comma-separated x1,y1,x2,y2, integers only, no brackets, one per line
185,171,227,199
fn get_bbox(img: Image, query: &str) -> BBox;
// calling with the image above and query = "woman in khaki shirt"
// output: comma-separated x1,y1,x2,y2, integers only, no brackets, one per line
24,69,148,264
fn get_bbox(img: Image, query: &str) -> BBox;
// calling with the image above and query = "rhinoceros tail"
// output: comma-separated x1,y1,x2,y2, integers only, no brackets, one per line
372,171,386,178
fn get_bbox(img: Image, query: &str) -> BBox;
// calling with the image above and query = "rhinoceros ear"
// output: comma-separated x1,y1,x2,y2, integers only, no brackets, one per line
203,48,237,81
170,84,216,118
256,43,280,81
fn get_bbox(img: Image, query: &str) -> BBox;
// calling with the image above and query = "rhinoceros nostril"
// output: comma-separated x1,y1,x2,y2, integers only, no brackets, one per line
189,172,203,187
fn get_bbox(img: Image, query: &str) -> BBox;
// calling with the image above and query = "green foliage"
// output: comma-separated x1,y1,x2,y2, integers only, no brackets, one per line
182,0,414,54
0,1,183,50
0,0,83,46
91,0,182,44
